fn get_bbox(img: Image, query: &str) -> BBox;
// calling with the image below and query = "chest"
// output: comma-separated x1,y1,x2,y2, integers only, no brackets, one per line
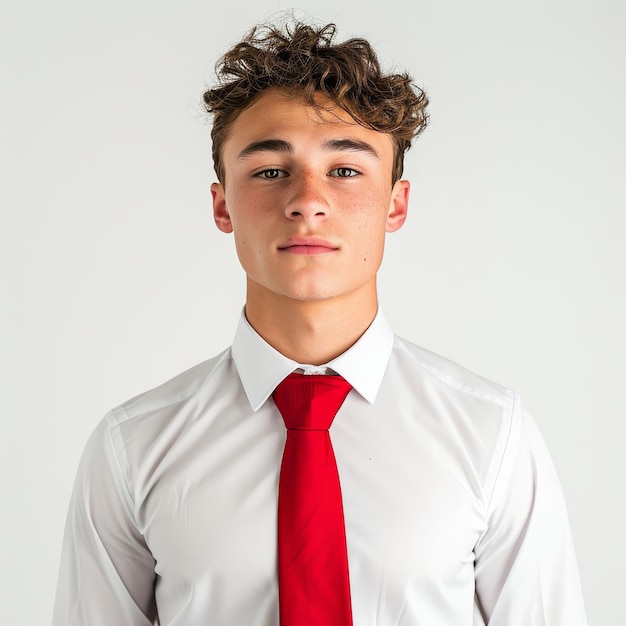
137,394,487,621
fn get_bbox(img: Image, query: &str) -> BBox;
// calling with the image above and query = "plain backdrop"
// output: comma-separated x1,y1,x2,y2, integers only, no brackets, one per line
1,0,624,624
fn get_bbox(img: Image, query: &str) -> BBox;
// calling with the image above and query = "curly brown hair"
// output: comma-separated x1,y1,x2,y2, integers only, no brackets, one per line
203,21,429,184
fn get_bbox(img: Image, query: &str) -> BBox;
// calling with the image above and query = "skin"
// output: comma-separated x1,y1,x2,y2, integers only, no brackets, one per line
211,89,410,364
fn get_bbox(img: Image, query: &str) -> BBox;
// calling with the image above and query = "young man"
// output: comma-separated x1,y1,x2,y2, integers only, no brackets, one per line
53,21,587,626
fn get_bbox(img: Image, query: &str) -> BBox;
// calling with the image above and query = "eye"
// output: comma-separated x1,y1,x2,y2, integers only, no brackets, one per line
255,168,288,180
329,167,360,178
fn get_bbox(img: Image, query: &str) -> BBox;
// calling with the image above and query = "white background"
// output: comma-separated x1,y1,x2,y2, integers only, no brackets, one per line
1,0,624,624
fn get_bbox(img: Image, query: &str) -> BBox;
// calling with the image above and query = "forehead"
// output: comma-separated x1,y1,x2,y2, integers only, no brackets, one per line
222,89,394,159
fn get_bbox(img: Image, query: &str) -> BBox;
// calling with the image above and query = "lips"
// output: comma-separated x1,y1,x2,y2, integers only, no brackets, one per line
278,237,338,255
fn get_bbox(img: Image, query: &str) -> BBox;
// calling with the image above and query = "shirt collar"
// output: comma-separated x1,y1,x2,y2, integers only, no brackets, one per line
231,309,394,410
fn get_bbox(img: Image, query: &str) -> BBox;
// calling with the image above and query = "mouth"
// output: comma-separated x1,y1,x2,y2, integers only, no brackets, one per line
278,237,339,255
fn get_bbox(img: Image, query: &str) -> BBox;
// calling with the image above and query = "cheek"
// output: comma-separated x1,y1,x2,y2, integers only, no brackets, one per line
344,192,391,242
229,188,276,226
343,225,387,270
228,194,276,263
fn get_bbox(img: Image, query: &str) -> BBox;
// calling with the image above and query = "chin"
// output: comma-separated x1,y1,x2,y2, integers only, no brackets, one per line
281,289,338,302
271,276,341,302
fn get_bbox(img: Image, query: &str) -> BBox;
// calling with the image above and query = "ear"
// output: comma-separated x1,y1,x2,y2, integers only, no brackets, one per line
211,182,233,233
386,179,410,233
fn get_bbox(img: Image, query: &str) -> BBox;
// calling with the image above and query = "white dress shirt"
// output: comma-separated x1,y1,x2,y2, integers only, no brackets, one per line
53,310,587,625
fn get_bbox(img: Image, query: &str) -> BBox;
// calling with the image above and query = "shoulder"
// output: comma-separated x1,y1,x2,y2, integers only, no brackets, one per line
87,347,238,492
391,335,517,413
388,336,525,502
108,346,234,426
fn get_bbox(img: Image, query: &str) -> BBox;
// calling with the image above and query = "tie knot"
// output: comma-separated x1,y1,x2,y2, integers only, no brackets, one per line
273,373,352,430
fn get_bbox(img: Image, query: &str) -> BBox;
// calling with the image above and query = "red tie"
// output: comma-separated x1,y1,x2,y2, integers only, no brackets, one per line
273,373,354,626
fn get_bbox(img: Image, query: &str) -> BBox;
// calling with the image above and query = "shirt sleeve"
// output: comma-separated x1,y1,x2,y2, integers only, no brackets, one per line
52,417,158,626
473,400,587,625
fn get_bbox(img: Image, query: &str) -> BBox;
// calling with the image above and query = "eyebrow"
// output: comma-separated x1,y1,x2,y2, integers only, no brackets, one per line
322,138,380,159
236,138,380,160
237,139,292,160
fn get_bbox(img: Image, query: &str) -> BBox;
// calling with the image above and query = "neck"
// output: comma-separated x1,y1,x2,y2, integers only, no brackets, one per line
244,280,378,365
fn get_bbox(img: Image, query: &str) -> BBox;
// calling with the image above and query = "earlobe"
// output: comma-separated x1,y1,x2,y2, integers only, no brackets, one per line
386,180,410,233
211,182,233,233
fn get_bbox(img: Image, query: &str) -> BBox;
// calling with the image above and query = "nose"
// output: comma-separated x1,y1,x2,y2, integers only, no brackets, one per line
284,172,330,222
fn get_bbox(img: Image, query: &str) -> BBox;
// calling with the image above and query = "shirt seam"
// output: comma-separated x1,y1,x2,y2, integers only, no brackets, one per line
484,392,518,511
117,349,233,422
394,341,515,412
106,406,138,512
103,349,233,517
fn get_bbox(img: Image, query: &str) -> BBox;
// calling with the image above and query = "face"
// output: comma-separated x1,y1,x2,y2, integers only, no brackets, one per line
211,89,409,308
